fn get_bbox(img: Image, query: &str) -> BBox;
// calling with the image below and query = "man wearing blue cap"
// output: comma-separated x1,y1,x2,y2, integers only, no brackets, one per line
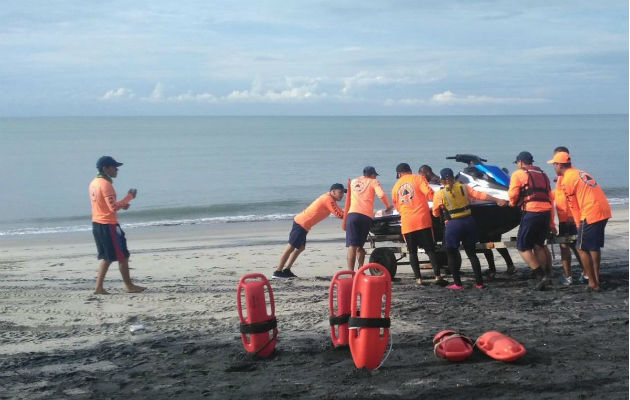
89,156,145,294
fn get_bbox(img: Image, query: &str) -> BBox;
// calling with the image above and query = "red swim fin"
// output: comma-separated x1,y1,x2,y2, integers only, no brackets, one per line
476,331,526,362
433,330,474,362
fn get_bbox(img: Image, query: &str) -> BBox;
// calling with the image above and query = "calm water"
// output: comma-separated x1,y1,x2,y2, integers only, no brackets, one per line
1,115,627,236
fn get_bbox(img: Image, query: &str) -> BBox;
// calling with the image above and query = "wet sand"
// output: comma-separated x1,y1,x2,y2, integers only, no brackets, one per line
0,208,628,399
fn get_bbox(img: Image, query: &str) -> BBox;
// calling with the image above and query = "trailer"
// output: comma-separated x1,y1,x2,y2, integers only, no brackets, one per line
365,231,579,279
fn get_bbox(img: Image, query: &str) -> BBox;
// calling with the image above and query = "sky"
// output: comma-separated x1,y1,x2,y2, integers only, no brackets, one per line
1,1,628,116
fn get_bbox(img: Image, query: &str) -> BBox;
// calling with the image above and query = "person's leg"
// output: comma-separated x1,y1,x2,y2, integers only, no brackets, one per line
118,258,146,293
284,245,305,270
94,259,112,294
577,249,598,289
347,246,357,271
560,244,572,277
590,250,601,287
405,232,422,283
357,247,366,267
483,249,497,273
498,248,515,274
446,248,462,286
277,244,296,271
464,246,484,286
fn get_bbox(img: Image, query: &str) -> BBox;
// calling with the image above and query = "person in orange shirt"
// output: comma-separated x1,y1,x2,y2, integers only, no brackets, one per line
273,183,346,279
432,168,507,290
550,146,580,286
548,151,612,292
89,156,145,295
508,151,556,290
346,166,393,271
392,163,444,285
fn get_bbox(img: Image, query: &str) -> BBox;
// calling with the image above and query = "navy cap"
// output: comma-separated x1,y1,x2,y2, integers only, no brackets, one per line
330,183,347,193
363,166,379,177
440,168,455,180
514,151,534,164
96,156,123,170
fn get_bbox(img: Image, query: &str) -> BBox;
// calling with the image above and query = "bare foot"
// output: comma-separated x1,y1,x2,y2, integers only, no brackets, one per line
93,288,110,295
125,285,147,293
416,278,423,285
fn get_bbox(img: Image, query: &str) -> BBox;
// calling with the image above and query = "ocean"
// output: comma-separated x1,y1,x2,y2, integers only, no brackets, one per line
1,115,627,237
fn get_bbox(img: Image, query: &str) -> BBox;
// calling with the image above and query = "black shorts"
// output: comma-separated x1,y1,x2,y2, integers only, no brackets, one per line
558,221,577,236
577,219,607,251
345,213,372,247
288,221,308,248
516,211,551,251
404,228,436,252
92,222,130,261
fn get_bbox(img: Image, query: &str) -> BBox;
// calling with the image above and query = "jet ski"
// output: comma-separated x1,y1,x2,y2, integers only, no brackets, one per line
371,154,522,243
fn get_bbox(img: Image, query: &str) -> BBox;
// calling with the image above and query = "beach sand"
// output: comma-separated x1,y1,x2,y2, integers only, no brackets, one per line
0,209,628,399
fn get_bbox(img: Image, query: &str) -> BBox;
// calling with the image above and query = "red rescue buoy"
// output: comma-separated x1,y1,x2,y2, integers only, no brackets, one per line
476,331,526,362
348,263,392,369
329,270,356,347
237,273,277,358
433,330,474,362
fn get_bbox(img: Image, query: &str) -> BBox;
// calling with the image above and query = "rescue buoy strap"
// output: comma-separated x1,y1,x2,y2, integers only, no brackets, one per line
348,317,391,329
240,318,277,334
329,314,350,326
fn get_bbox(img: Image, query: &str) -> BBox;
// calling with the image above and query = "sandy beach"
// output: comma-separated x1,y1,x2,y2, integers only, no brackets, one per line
0,208,628,399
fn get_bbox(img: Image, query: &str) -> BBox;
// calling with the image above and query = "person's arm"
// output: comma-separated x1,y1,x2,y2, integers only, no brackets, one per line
507,172,522,207
326,195,345,219
417,175,434,201
432,191,444,218
391,187,400,213
465,185,507,206
374,180,393,211
102,184,135,212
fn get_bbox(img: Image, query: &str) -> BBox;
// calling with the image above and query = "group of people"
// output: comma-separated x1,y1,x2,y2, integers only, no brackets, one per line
88,148,611,294
272,148,612,292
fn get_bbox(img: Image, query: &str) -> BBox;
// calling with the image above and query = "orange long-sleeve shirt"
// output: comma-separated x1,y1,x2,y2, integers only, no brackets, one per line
293,193,344,231
553,176,574,223
392,174,434,234
561,167,611,224
89,176,133,224
348,176,391,218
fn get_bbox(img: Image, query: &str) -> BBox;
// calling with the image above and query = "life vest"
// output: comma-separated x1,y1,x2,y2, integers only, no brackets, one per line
440,182,472,219
518,166,551,207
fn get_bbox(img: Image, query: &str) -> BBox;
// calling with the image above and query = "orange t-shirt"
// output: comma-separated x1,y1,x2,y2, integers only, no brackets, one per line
348,176,391,218
508,168,553,213
392,174,434,234
89,176,133,224
293,193,344,231
553,176,575,223
432,184,488,217
561,168,611,224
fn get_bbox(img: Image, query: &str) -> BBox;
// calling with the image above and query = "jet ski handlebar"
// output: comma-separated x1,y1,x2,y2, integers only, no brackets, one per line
445,154,488,165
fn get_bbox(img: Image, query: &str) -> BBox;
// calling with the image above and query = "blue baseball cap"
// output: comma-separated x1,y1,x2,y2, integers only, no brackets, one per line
96,156,123,170
363,166,379,177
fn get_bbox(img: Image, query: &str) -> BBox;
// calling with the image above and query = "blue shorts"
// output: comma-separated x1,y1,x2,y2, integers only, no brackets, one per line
444,215,478,249
345,213,372,247
288,221,308,248
92,222,130,261
558,221,577,236
577,219,607,251
517,211,551,251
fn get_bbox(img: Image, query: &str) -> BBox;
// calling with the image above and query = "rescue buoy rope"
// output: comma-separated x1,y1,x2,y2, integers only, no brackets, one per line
375,332,393,370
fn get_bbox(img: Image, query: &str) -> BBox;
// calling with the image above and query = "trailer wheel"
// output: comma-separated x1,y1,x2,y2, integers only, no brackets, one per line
368,247,397,279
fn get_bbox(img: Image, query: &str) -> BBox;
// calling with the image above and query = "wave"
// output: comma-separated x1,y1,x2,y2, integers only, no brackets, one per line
0,212,297,236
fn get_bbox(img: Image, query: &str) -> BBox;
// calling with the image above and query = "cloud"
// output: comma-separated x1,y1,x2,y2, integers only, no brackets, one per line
341,71,440,95
100,88,135,100
226,77,327,103
390,90,549,106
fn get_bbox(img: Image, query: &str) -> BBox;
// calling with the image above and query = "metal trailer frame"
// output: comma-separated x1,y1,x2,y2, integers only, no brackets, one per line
364,232,579,279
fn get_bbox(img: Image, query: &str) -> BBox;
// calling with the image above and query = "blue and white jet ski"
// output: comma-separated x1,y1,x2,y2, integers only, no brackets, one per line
371,154,522,243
